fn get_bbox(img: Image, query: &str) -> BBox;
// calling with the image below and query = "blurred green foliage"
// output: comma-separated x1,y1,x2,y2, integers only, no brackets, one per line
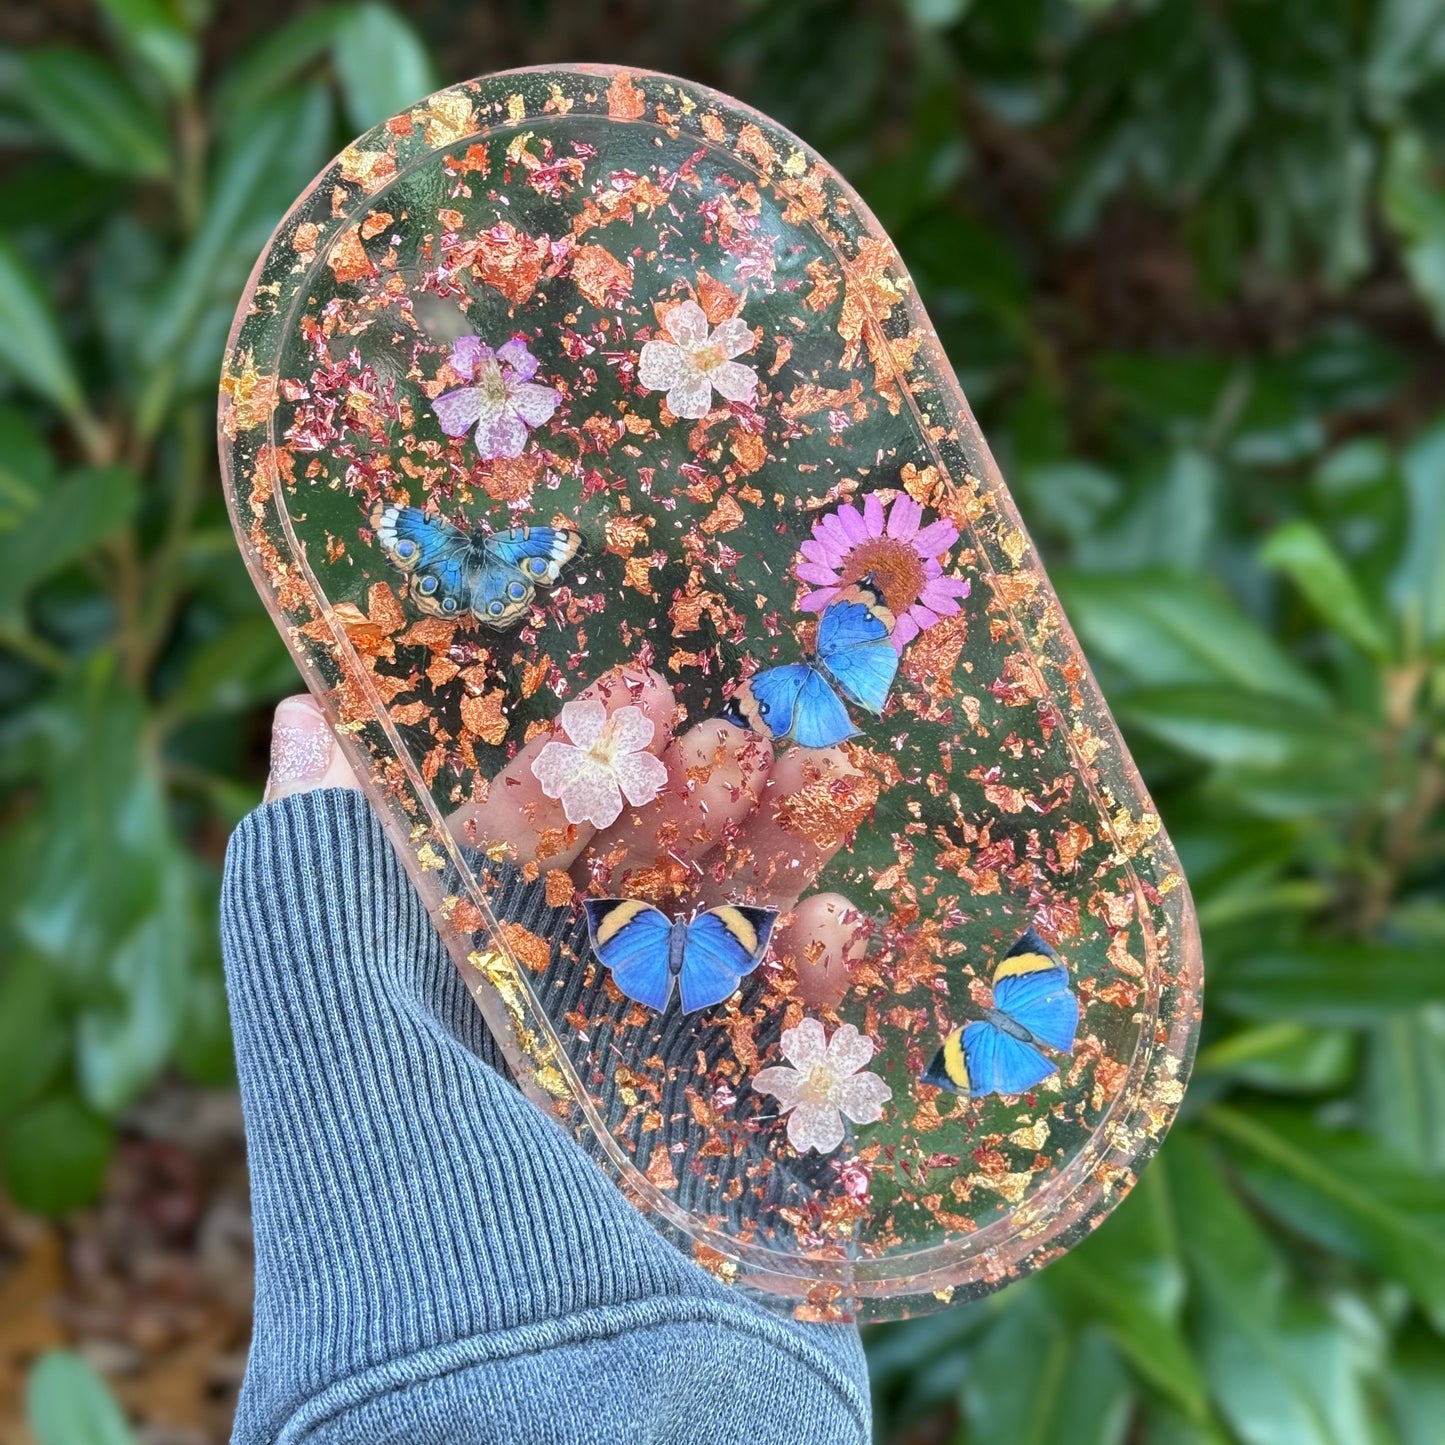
1,1,1443,1441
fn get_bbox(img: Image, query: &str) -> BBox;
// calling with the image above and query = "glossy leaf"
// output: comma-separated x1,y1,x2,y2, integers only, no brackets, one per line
332,3,436,131
96,0,198,96
1261,519,1391,659
1210,944,1445,1023
26,1350,139,1445
0,466,140,614
18,46,169,178
1209,1104,1445,1327
1,1095,114,1214
0,234,87,420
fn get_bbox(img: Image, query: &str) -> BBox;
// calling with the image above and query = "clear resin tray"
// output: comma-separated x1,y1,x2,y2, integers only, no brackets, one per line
218,64,1202,1321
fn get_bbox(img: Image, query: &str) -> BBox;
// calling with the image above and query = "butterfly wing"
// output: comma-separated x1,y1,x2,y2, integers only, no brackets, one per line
469,529,581,630
992,927,1078,1054
677,905,778,1014
370,503,480,620
582,899,675,1011
959,1020,1057,1096
734,664,857,747
815,585,899,715
921,1026,971,1093
485,526,582,587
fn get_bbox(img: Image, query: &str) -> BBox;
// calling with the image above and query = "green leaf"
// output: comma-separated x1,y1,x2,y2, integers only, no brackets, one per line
168,615,299,721
1392,418,1445,644
332,2,437,132
0,466,141,615
1196,1022,1355,1093
1382,129,1445,336
76,851,192,1113
139,85,332,417
1260,519,1391,659
1118,687,1373,772
213,5,348,119
1056,571,1329,708
1388,1327,1445,1445
0,405,55,530
0,234,87,419
964,1298,1134,1445
1364,1010,1445,1173
1209,1104,1445,1328
1,1095,113,1214
96,0,198,96
18,47,170,178
1167,1131,1372,1445
26,1350,138,1445
1210,944,1445,1023
1044,1161,1209,1421
0,953,66,1114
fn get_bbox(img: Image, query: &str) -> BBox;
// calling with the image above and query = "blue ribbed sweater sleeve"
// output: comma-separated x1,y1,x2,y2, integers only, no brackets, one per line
220,789,870,1444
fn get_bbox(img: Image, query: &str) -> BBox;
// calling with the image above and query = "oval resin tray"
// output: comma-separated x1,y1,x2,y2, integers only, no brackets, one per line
219,64,1202,1321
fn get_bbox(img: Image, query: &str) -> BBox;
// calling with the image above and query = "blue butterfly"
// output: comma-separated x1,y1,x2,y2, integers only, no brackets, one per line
730,579,898,748
370,502,581,630
921,927,1079,1097
583,898,779,1014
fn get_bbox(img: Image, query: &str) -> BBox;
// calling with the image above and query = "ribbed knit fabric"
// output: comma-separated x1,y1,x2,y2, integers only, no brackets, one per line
221,789,870,1444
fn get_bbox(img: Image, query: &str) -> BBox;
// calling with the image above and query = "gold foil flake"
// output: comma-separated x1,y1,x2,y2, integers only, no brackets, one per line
700,495,745,534
645,1150,679,1189
338,145,397,193
506,93,526,124
327,226,374,283
1111,806,1161,858
466,221,550,305
543,83,573,115
416,842,446,871
570,243,633,306
606,71,647,120
460,689,509,746
1009,1118,1051,1151
499,922,552,973
413,90,476,147
219,351,279,438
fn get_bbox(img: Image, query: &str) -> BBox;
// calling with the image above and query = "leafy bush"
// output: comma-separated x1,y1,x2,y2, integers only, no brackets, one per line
1,2,1443,1441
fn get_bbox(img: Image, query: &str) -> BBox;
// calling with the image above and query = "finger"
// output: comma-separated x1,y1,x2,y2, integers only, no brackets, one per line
574,718,774,899
695,743,870,910
265,695,360,801
448,666,674,872
772,892,871,1011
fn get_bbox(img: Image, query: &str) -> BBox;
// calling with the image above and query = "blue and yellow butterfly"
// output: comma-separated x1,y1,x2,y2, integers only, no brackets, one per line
583,898,779,1014
370,502,581,630
922,927,1079,1097
729,579,898,748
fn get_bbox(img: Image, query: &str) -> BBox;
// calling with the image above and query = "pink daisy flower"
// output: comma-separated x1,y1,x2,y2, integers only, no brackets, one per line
795,493,971,650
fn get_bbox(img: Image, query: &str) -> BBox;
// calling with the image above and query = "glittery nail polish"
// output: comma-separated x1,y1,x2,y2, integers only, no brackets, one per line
270,698,333,784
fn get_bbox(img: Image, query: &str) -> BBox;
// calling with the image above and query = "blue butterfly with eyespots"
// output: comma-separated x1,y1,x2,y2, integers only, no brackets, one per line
370,502,581,630
922,928,1079,1098
729,579,898,748
583,898,779,1015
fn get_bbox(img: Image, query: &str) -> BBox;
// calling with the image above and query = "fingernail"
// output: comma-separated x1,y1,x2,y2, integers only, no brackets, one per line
270,697,334,785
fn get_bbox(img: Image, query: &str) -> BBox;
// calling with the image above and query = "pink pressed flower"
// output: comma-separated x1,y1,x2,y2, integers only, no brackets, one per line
753,1018,892,1155
636,300,757,420
796,492,971,651
432,336,559,460
531,699,667,830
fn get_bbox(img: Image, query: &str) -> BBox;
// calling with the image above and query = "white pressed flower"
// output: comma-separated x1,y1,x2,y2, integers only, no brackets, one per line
754,1018,892,1155
636,300,757,420
530,699,667,830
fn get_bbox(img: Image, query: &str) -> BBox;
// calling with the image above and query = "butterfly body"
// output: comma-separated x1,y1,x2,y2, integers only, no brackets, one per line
922,927,1079,1098
583,898,778,1014
732,580,898,747
371,502,580,629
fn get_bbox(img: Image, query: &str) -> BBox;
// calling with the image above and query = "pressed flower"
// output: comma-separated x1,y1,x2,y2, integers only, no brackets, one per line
754,1018,892,1155
531,699,667,830
432,335,560,460
637,300,757,419
796,492,971,651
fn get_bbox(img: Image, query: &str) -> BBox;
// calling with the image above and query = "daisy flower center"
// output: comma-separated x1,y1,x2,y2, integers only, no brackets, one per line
839,536,927,613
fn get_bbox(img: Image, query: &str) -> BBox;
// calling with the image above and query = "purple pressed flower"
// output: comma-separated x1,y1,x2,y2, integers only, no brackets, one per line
796,492,972,651
432,335,560,459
